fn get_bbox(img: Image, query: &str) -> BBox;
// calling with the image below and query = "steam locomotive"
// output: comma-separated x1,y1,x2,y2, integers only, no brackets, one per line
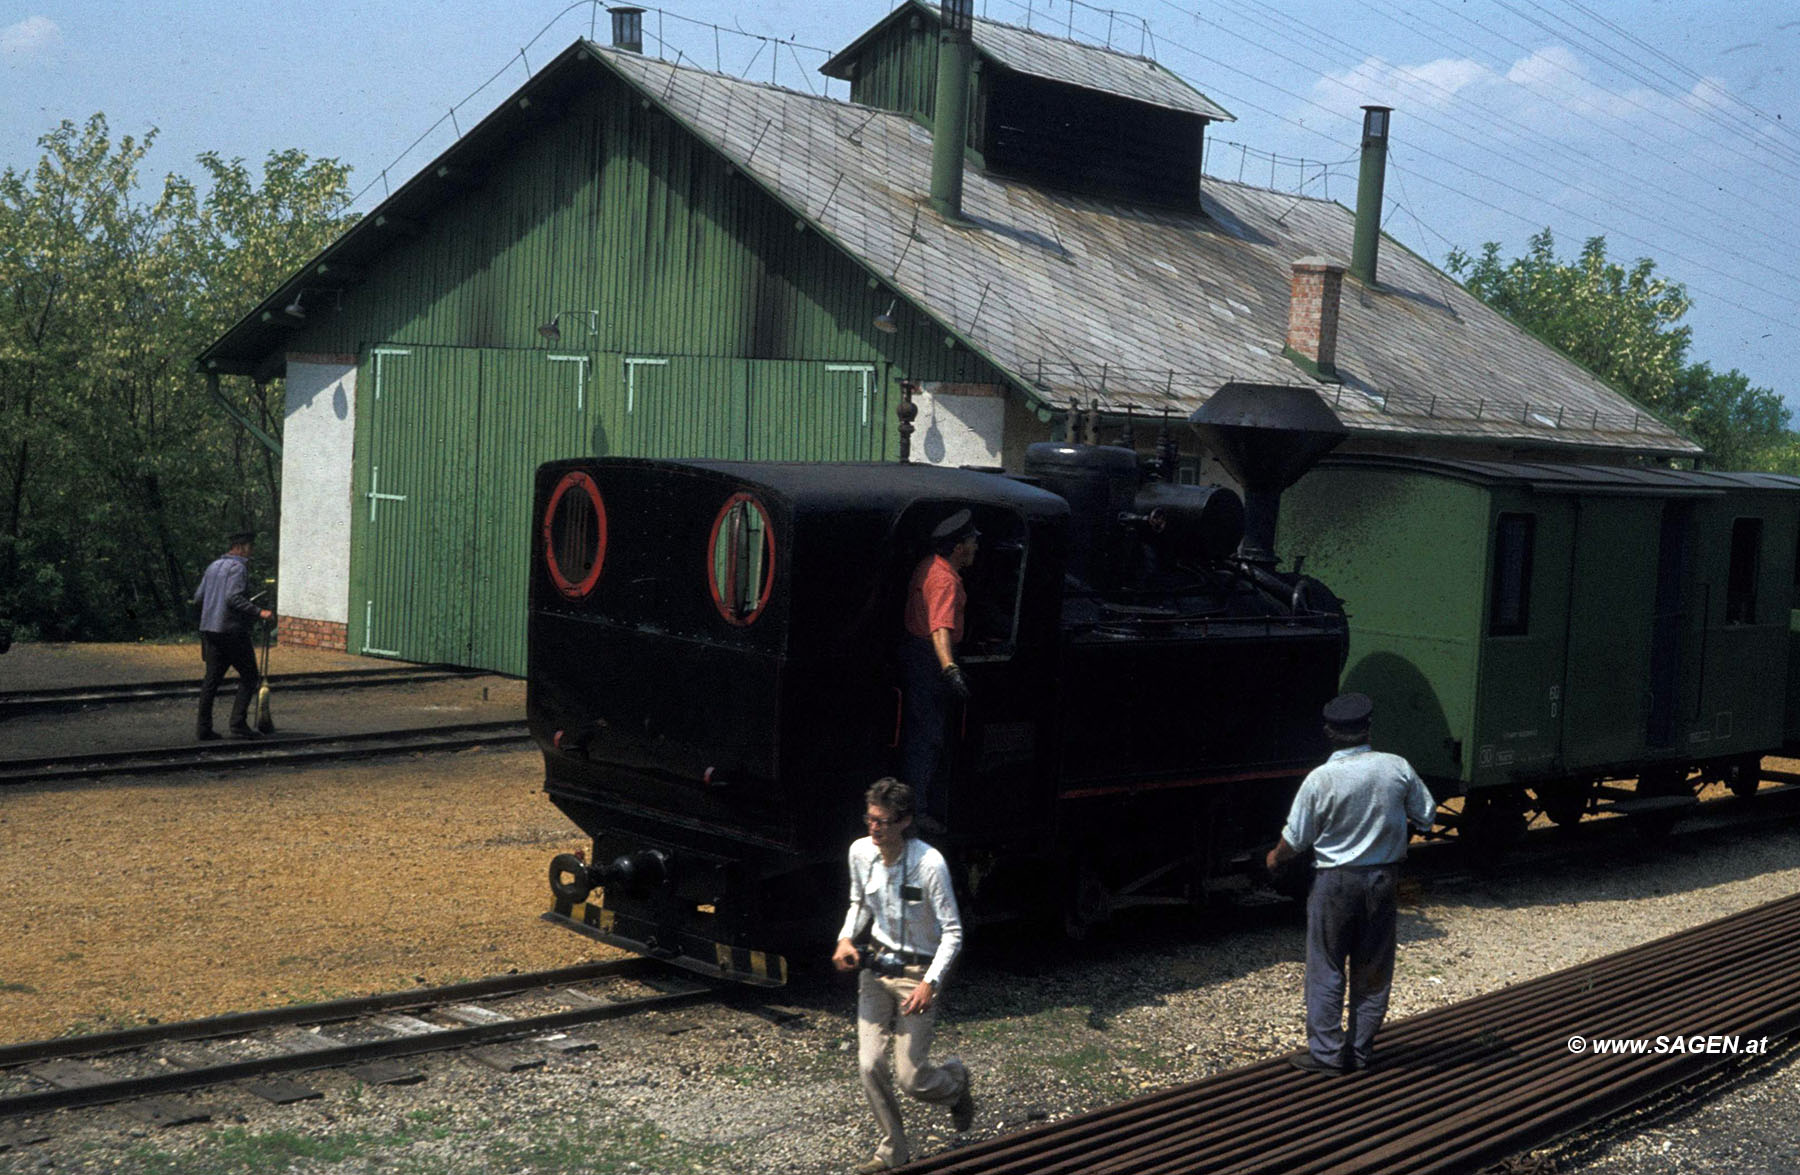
528,384,1354,984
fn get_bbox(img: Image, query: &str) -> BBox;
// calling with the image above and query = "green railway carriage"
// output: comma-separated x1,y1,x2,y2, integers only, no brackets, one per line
1280,455,1800,831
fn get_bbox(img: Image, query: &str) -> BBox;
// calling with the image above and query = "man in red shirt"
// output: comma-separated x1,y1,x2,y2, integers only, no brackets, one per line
900,509,979,828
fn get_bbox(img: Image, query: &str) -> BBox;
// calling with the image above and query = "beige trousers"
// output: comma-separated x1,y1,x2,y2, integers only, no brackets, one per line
857,965,966,1166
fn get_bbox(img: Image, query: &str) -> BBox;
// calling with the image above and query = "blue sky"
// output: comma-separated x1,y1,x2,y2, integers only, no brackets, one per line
4,0,1796,414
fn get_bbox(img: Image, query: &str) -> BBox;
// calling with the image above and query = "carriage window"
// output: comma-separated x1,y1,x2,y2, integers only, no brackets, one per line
1489,513,1534,636
1727,517,1762,624
709,493,775,625
542,471,608,600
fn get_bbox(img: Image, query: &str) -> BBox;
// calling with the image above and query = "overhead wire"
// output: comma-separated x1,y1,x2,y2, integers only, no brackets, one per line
1143,0,1800,285
1509,0,1800,172
1129,0,1799,327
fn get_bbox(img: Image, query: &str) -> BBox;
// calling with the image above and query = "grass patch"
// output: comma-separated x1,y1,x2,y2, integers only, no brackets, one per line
116,1127,392,1174
107,1108,730,1175
0,980,37,994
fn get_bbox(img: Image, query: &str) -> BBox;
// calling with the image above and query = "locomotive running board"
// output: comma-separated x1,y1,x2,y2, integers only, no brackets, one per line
544,903,788,988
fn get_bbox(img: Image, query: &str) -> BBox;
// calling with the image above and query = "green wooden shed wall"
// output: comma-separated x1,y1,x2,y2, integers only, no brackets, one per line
275,63,1015,673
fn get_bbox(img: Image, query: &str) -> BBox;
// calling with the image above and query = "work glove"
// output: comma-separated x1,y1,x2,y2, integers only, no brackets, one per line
942,663,971,700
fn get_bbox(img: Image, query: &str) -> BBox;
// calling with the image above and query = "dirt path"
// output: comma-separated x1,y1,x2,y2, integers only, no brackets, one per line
0,746,607,1043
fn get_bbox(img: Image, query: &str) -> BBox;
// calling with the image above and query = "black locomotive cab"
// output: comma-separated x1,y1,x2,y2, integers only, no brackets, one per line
530,459,1067,983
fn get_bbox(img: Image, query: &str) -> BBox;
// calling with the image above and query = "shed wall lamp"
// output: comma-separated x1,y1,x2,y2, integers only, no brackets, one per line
538,310,600,342
874,299,899,334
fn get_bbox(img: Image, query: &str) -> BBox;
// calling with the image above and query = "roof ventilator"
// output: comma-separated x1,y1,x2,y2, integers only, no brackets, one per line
611,6,645,54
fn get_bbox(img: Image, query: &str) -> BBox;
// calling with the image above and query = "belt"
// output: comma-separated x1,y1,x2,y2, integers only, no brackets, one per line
878,946,934,966
1317,860,1400,871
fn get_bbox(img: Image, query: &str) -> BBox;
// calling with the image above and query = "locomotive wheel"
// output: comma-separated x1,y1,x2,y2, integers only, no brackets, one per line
1534,782,1591,829
1725,755,1763,799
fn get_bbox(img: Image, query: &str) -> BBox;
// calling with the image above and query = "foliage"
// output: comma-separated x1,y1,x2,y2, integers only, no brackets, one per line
1664,362,1793,472
1446,229,1793,470
0,114,356,638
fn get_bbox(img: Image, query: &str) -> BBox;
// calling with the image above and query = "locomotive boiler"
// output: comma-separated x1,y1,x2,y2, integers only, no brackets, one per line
530,384,1351,983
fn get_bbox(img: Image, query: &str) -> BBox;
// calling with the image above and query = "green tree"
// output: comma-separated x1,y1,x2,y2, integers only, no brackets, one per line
1446,229,1793,470
0,114,355,638
1663,362,1791,471
1446,228,1692,408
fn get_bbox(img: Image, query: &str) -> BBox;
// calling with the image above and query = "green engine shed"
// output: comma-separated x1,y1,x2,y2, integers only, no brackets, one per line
1280,455,1800,806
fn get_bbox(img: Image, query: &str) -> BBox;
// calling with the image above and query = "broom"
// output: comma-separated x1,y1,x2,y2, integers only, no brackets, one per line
254,619,276,734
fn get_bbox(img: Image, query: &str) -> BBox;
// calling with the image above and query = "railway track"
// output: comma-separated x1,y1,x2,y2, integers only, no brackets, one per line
0,666,487,717
0,959,714,1128
0,719,533,786
900,894,1800,1175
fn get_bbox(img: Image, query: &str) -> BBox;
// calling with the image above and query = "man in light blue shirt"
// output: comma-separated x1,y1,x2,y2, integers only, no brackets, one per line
1267,692,1437,1074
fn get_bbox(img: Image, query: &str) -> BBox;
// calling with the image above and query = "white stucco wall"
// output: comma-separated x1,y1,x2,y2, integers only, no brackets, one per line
279,356,357,624
914,381,1005,468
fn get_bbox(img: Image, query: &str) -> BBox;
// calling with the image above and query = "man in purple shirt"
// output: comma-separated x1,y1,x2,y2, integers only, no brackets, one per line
193,530,273,740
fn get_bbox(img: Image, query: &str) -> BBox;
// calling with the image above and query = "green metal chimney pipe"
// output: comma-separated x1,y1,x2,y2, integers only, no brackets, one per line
930,0,975,219
1350,105,1392,287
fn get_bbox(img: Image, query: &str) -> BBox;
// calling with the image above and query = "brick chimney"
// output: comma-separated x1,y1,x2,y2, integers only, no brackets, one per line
1283,256,1345,382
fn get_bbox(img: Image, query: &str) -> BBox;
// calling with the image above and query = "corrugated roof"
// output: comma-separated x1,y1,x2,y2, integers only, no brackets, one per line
598,47,1698,457
1316,454,1800,493
821,0,1233,122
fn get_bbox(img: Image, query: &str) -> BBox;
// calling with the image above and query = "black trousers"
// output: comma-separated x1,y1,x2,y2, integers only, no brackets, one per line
1304,863,1399,1068
198,631,260,734
898,637,953,818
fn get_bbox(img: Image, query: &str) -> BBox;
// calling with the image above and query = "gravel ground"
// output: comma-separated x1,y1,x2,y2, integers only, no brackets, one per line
2,642,1799,1173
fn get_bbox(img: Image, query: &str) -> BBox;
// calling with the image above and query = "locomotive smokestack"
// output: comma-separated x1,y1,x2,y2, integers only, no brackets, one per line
1188,383,1346,567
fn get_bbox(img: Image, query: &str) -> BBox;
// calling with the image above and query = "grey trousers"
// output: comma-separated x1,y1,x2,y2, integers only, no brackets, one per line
856,965,966,1167
1304,863,1399,1069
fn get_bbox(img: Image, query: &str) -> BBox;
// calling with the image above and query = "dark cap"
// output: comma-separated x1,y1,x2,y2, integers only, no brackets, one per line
1322,692,1373,727
931,509,979,543
228,530,258,547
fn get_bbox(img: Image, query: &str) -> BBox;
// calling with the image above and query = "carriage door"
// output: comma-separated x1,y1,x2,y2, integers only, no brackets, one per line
1646,501,1693,748
1561,497,1661,768
357,345,480,664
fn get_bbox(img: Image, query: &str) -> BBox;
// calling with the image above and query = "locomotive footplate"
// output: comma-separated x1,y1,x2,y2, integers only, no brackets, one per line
545,897,788,987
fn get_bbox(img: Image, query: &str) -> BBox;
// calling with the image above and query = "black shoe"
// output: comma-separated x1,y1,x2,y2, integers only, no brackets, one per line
196,729,222,742
228,726,261,739
1288,1052,1347,1076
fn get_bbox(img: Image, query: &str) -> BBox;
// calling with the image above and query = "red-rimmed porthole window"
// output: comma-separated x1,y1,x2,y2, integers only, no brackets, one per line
542,471,608,600
708,493,776,625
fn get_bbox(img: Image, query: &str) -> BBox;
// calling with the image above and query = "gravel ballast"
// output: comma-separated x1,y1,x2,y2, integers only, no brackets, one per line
2,643,1798,1173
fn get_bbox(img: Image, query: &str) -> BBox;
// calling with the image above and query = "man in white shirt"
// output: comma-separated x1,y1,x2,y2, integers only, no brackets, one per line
1267,692,1437,1075
833,778,975,1172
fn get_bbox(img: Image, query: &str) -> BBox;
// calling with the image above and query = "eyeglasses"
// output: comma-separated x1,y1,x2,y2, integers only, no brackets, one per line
864,814,902,828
